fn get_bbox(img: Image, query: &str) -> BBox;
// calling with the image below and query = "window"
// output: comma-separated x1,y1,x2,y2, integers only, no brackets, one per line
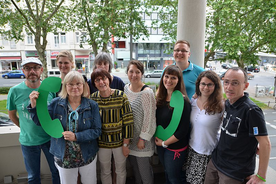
54,33,66,47
151,27,158,35
115,41,126,48
158,27,164,35
27,33,34,44
139,12,145,20
60,33,66,44
81,32,87,42
151,12,158,20
10,40,16,49
145,13,151,20
1,35,9,46
146,27,151,34
51,59,58,68
76,32,80,43
54,33,59,47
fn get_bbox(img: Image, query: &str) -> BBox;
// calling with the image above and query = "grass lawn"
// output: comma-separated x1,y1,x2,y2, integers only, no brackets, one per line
0,100,8,114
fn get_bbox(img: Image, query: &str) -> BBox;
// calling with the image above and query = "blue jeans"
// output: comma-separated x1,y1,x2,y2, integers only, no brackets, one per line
157,146,188,184
21,141,60,184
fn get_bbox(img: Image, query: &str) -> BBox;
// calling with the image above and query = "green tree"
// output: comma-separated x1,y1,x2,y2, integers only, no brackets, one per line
0,0,68,77
69,0,149,56
146,0,276,68
145,0,178,49
206,0,276,68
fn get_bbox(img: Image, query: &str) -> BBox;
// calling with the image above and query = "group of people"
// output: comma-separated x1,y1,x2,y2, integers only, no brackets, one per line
7,39,271,184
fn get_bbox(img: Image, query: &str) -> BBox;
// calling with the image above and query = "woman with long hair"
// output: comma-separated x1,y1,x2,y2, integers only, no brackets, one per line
155,65,191,184
186,70,224,184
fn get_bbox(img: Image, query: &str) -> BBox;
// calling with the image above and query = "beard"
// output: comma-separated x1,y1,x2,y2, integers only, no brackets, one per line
27,74,40,83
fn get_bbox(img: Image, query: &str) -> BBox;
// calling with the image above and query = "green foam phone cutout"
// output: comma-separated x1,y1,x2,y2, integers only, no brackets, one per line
37,77,63,138
155,90,184,140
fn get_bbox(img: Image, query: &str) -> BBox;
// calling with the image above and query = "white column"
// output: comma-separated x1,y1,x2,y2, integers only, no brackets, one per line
177,0,206,68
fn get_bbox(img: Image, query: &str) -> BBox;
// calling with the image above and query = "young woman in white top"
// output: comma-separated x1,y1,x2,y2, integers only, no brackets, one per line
124,60,156,184
186,70,224,184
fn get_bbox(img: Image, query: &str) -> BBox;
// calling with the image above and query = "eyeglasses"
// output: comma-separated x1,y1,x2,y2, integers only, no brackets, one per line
95,77,107,83
66,83,83,88
173,50,189,53
200,82,215,88
223,80,240,87
23,66,41,71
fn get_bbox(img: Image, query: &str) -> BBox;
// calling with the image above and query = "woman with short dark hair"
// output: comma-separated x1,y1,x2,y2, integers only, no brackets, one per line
90,68,134,184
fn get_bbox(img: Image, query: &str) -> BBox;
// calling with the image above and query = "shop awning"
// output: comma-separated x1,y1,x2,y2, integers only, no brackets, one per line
0,56,21,60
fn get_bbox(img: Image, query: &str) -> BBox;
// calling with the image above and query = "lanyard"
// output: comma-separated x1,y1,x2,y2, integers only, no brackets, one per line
68,103,80,132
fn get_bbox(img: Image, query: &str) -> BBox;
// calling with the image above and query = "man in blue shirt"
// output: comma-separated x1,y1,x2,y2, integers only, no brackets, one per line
173,40,204,99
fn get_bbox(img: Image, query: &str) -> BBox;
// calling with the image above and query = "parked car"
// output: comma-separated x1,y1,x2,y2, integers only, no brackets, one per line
2,70,25,79
218,70,254,80
221,63,232,69
48,69,61,77
0,112,15,126
144,70,163,78
245,65,260,73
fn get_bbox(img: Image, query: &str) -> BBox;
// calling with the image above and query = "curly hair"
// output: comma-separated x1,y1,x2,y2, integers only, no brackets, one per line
195,70,224,114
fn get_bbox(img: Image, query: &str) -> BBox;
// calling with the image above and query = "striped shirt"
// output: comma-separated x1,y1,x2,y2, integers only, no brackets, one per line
91,89,134,148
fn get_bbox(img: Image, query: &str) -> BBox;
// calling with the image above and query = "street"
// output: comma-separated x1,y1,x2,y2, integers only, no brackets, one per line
264,109,276,170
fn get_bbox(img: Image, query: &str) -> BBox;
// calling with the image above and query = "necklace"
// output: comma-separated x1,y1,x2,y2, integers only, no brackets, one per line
99,89,112,104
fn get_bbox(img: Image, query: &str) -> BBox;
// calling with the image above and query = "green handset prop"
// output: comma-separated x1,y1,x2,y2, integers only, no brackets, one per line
37,77,63,138
154,90,184,140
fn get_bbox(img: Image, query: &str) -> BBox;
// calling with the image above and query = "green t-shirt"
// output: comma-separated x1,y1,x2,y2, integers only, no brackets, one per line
7,81,55,146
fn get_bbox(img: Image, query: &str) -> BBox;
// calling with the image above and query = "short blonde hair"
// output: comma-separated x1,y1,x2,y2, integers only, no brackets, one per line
56,50,75,69
59,71,88,99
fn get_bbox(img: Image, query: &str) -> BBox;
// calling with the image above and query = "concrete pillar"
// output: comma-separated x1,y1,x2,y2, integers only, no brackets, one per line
177,0,206,68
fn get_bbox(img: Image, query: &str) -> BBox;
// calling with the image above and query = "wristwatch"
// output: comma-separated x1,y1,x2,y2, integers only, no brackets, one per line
162,141,168,148
123,143,128,147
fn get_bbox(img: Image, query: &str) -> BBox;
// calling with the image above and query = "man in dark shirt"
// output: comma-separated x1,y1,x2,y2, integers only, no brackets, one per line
204,67,271,184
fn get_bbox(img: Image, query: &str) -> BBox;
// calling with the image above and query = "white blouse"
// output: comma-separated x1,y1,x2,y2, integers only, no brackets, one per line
189,98,223,155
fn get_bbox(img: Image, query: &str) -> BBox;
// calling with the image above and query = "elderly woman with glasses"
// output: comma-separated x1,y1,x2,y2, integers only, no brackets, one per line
88,52,125,94
90,68,134,184
28,70,102,184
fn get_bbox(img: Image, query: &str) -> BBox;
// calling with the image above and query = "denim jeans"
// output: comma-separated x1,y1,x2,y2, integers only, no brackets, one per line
157,146,188,184
21,141,60,184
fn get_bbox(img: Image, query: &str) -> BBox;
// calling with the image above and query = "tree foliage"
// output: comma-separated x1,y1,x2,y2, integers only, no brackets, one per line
69,0,149,55
0,0,70,77
206,0,276,68
145,0,178,51
146,0,276,68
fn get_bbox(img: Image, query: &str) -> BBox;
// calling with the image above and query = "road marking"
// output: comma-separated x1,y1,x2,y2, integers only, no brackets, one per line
270,157,276,160
269,135,276,137
266,122,276,129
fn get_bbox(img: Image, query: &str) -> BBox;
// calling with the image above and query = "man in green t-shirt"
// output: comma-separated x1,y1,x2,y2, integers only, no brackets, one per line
7,57,60,184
